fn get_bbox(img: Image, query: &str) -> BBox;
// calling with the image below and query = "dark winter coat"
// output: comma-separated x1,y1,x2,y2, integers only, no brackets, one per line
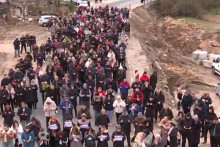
111,131,126,147
84,131,96,147
2,109,15,126
95,114,110,127
192,121,201,145
153,92,165,110
24,87,35,103
141,85,153,101
118,114,132,132
97,131,110,147
31,84,38,102
0,88,8,104
159,108,173,120
17,106,31,121
169,127,178,147
103,97,114,111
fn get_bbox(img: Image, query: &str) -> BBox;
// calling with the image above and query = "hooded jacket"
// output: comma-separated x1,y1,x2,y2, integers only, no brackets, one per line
205,106,217,123
119,81,130,94
140,74,150,84
43,97,57,117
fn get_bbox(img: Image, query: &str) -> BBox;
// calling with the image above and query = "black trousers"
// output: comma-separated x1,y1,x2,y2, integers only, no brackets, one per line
182,130,192,147
204,122,210,142
210,136,220,147
27,102,33,110
6,99,14,110
124,130,131,146
116,113,122,123
21,44,26,53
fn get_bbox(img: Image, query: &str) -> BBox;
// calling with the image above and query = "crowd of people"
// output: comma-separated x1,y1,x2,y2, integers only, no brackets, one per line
2,3,219,147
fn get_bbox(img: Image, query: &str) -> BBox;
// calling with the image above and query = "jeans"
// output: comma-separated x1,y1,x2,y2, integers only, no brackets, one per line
21,120,28,129
3,141,13,147
106,110,114,123
94,110,100,121
14,49,20,57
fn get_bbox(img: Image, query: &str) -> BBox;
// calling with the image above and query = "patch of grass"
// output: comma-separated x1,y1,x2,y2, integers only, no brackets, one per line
176,16,202,23
68,3,77,12
206,8,220,15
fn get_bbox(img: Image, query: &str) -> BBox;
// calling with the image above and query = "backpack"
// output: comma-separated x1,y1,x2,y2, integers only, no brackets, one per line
144,132,155,147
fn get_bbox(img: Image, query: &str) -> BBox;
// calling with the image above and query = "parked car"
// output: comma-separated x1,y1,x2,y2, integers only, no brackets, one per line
78,1,88,7
38,15,56,27
212,57,220,75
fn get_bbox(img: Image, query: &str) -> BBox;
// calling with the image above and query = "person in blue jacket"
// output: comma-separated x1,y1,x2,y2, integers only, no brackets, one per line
60,96,74,122
21,126,35,147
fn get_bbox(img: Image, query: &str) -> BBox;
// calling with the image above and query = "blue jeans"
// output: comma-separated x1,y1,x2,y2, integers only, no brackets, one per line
106,110,114,123
3,141,13,147
14,49,20,57
94,110,100,121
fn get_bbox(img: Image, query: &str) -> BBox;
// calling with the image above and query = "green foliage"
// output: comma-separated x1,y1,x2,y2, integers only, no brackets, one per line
151,0,220,18
68,3,77,12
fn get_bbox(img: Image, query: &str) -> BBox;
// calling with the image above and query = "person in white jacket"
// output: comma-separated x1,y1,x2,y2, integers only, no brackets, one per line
43,97,57,127
113,96,126,123
11,120,23,147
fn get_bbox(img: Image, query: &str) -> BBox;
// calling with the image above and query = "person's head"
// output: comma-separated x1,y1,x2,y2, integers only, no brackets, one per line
193,115,199,122
51,116,57,123
203,93,209,98
116,125,121,132
50,85,55,89
138,112,143,118
3,125,9,132
122,108,128,115
154,134,162,142
101,109,106,115
117,95,121,101
208,106,214,113
98,87,102,92
24,126,30,132
184,90,189,96
62,83,67,88
123,78,127,83
71,126,80,135
163,104,169,110
144,81,149,87
185,113,191,119
135,88,140,92
64,97,69,102
13,120,19,129
81,104,87,110
21,102,26,108
155,87,161,94
5,104,10,110
81,113,87,121
100,125,107,132
40,128,45,135
83,83,87,89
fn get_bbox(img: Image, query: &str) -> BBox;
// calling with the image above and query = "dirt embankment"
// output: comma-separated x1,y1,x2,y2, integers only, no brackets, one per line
130,5,220,106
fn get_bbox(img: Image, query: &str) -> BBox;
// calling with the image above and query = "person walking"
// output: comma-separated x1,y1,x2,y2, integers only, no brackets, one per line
2,104,15,127
12,121,23,147
0,125,14,147
17,102,31,128
181,113,193,147
118,109,132,147
113,96,126,123
21,126,35,147
111,125,126,147
60,97,73,122
14,38,20,58
43,97,57,126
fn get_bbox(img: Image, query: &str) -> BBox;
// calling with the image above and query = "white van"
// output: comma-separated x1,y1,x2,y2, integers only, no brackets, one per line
212,57,220,75
38,15,56,27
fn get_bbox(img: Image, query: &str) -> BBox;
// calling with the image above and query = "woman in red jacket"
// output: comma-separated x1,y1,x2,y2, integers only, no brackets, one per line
132,88,144,106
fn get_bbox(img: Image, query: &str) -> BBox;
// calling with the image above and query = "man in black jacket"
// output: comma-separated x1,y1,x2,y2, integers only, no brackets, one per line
0,85,8,114
181,91,193,114
17,102,31,128
118,109,132,147
111,125,126,147
209,117,220,147
95,109,110,129
181,113,193,147
204,106,217,143
20,35,26,54
141,81,152,113
154,88,165,121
